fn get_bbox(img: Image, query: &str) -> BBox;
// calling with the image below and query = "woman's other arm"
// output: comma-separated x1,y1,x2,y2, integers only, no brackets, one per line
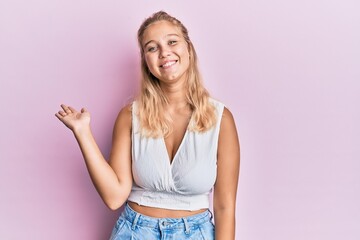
213,107,240,239
55,104,133,210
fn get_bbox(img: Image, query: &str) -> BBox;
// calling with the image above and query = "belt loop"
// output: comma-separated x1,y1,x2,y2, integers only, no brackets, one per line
182,217,190,234
132,213,140,230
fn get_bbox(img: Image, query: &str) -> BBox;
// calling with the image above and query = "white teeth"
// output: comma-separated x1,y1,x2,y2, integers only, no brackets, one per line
162,61,176,68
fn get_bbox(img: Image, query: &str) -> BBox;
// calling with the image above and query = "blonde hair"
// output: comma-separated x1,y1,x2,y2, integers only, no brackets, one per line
136,11,216,138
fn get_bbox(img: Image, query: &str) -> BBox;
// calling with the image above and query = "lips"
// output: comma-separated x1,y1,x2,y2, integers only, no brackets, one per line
160,60,177,68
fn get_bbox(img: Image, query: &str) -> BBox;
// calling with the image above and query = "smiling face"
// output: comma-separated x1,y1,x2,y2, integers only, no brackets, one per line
142,20,190,85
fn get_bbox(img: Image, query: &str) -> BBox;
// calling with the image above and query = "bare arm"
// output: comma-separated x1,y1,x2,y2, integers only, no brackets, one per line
214,107,240,239
55,104,133,210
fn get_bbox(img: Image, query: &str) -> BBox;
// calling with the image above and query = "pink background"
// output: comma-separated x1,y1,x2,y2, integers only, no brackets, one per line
1,0,359,239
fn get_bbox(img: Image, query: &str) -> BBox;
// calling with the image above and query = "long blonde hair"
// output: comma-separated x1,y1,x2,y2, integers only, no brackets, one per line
137,11,216,138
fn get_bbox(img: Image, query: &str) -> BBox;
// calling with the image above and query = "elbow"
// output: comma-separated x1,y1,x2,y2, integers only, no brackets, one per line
214,205,235,215
107,202,122,211
213,198,237,214
104,196,126,211
102,184,132,211
104,191,130,211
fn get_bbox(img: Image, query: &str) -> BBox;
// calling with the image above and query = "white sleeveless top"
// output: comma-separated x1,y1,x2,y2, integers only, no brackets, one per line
127,99,225,211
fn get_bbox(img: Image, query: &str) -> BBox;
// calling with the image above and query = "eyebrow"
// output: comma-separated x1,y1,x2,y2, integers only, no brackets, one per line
143,34,180,49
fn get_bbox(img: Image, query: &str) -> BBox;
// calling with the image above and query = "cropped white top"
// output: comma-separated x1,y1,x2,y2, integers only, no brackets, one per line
127,99,225,211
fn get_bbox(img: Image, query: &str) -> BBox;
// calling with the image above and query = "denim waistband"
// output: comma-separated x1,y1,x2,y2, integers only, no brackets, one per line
123,203,213,232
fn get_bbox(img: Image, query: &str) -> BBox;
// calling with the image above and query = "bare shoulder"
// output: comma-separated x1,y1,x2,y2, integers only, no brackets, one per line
113,103,132,134
109,103,133,163
220,107,237,131
218,106,240,155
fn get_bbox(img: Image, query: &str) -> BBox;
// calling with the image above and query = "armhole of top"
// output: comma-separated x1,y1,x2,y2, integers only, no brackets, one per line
217,103,225,131
131,101,138,135
210,98,225,130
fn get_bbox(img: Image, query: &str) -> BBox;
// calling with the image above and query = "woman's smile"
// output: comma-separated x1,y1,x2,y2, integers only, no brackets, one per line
160,60,178,69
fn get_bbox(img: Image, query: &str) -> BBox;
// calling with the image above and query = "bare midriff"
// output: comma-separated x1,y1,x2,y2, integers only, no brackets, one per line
127,201,208,218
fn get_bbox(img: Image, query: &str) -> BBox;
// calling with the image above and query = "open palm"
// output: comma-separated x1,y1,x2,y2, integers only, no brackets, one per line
55,104,91,132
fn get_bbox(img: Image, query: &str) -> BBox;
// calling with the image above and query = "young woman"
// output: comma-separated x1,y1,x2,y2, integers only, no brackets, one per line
55,11,240,240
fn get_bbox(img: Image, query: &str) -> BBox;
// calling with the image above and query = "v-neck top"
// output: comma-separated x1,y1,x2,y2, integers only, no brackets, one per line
127,98,225,211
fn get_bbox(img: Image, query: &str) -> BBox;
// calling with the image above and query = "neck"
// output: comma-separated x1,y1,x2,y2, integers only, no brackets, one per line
160,82,188,107
160,88,192,115
166,93,189,111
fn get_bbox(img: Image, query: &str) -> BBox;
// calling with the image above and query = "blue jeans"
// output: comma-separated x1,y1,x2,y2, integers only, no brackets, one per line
110,203,215,240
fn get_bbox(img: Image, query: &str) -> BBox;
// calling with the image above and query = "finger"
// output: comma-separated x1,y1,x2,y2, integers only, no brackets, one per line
58,110,67,117
81,107,87,113
61,104,72,114
60,104,68,112
55,112,65,119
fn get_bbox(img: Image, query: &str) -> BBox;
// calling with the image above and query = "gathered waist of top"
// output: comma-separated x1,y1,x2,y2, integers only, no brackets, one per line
127,189,211,211
123,203,213,229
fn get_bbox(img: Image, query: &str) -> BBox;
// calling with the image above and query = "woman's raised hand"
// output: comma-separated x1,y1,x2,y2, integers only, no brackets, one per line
55,104,91,133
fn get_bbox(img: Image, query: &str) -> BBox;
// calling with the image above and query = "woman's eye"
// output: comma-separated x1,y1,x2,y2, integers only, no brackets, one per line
168,40,177,45
147,46,157,52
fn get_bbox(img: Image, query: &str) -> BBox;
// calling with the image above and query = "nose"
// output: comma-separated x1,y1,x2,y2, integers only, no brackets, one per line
159,45,171,58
